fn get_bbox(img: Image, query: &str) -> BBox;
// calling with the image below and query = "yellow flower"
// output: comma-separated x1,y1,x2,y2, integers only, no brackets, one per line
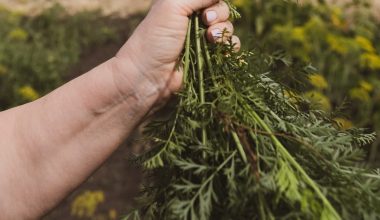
0,64,8,76
333,118,353,130
331,14,342,28
303,91,331,112
71,190,105,218
273,25,311,61
304,16,326,35
233,0,250,7
326,34,348,55
349,87,370,102
309,73,328,89
331,7,342,16
355,36,375,53
291,27,306,43
330,7,348,30
7,27,28,41
109,209,118,219
18,86,39,101
359,80,374,92
360,53,380,70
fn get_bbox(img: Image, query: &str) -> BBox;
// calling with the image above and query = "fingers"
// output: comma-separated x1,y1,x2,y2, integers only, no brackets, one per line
231,35,241,52
206,21,234,43
202,1,230,25
201,1,241,52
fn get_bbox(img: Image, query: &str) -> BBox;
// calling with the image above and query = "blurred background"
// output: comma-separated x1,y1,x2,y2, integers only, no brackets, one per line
0,0,379,219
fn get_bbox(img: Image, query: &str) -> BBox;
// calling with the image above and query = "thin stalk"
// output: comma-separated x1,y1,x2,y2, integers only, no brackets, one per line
248,130,262,172
183,19,192,82
194,15,207,147
146,20,194,163
246,106,341,220
189,151,237,204
202,35,221,91
202,35,215,76
202,28,249,164
257,194,266,220
340,169,380,180
231,131,248,163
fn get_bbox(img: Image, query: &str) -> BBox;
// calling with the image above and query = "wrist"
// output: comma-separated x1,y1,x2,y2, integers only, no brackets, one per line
110,54,163,112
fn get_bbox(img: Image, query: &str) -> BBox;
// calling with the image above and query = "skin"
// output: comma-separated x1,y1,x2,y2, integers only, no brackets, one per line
0,0,240,219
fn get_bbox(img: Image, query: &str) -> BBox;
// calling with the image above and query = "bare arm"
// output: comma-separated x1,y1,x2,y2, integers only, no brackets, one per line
0,0,239,218
0,55,162,218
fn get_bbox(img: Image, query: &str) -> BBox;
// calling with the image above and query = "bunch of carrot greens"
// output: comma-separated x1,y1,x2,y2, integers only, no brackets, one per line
125,1,380,219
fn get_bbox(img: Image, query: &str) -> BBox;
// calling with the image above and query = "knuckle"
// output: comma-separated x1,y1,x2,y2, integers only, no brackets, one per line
224,21,234,33
219,1,229,11
233,36,240,44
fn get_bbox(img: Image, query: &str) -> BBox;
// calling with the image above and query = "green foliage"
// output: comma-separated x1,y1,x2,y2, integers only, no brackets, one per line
234,0,380,163
0,4,117,110
125,2,380,219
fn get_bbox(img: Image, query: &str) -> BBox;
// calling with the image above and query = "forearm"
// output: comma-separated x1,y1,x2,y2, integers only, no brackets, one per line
0,0,229,217
0,55,160,219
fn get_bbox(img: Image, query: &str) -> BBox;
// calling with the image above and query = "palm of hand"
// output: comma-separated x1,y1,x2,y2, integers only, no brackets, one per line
116,0,238,101
118,0,190,94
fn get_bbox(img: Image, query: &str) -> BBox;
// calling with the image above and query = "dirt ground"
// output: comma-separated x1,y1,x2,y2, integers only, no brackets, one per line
0,0,152,17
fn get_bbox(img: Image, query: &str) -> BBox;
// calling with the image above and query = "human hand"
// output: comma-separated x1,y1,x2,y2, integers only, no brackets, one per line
116,0,241,104
0,2,242,219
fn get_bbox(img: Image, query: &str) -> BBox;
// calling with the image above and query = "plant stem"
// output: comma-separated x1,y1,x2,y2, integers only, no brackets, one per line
202,35,215,75
203,34,250,164
232,131,248,163
145,20,194,166
246,107,341,220
248,130,263,175
194,15,207,147
257,193,267,220
183,19,192,82
340,168,380,180
190,151,237,204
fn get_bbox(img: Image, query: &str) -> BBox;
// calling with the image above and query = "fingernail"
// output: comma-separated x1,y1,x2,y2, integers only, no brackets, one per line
206,10,217,23
211,28,222,40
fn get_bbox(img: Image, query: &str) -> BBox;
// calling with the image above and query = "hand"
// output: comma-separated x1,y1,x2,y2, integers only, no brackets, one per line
0,2,242,219
116,0,241,103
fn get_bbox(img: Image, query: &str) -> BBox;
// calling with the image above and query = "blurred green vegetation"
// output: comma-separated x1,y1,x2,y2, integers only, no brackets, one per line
234,0,380,164
0,4,117,110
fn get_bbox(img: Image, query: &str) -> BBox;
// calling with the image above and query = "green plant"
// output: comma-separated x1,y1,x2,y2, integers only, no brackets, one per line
234,0,380,164
0,4,117,110
125,1,380,219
